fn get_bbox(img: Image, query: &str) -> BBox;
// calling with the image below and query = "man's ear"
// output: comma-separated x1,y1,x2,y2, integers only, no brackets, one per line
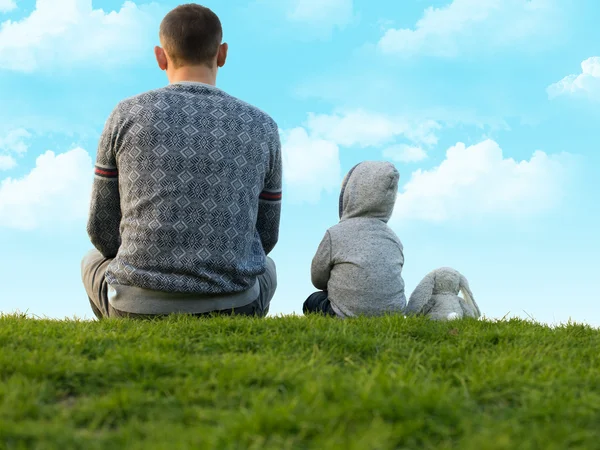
154,46,168,71
217,43,228,68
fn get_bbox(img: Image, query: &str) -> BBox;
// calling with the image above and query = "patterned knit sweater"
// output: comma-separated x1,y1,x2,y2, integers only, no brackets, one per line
87,82,282,295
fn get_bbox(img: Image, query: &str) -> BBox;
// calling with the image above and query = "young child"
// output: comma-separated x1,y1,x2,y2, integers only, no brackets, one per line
303,161,407,317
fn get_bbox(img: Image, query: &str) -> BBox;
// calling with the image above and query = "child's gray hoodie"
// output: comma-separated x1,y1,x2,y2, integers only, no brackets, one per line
311,161,406,317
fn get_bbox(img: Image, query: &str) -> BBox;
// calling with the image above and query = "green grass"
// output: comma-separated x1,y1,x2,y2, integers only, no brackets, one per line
1,314,599,450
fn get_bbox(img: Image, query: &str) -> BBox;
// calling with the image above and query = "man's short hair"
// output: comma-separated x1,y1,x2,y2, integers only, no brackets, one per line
159,4,223,68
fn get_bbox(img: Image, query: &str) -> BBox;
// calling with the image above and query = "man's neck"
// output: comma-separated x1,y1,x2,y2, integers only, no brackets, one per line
167,65,218,86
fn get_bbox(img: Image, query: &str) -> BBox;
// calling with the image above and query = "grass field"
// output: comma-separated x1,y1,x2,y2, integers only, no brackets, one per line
1,314,599,450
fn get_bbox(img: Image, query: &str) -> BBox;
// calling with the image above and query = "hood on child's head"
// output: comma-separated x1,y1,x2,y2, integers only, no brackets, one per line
338,161,399,222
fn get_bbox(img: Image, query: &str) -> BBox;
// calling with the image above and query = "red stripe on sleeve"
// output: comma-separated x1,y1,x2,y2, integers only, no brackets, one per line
259,191,282,201
95,167,118,177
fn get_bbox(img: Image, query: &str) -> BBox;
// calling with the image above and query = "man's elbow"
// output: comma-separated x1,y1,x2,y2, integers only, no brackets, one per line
91,239,119,259
263,239,277,256
88,226,120,259
261,230,279,256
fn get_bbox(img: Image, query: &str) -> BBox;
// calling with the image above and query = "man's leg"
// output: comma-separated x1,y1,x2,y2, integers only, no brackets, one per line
231,257,277,317
189,257,277,318
81,252,277,319
303,291,336,316
81,249,113,319
253,256,277,317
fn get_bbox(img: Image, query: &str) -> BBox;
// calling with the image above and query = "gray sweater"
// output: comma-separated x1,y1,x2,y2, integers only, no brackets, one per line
311,161,406,317
87,82,282,309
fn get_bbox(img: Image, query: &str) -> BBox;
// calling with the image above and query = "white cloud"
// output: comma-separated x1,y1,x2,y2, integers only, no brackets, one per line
383,145,427,163
281,127,341,203
282,109,441,202
0,0,16,13
0,128,31,170
0,155,16,170
547,57,600,100
281,110,441,202
306,110,440,147
378,0,558,57
0,147,93,229
393,139,571,223
0,0,160,72
286,0,353,29
0,128,31,154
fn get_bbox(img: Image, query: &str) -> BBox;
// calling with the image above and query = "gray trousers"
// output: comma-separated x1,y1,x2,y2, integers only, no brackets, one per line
81,249,277,319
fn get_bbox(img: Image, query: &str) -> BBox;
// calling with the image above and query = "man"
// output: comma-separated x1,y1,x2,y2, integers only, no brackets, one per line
81,4,281,319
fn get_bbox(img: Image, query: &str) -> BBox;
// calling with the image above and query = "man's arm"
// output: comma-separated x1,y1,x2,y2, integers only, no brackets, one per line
311,231,332,290
256,123,282,255
86,108,122,258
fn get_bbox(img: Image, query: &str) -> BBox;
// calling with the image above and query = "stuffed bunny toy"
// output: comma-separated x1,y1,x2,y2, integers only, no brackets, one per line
405,267,481,321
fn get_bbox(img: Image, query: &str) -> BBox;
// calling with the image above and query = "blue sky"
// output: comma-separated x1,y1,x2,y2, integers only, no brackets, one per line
1,0,599,325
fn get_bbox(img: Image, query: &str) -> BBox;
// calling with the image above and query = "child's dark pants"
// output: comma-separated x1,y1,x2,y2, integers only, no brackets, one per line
303,291,337,316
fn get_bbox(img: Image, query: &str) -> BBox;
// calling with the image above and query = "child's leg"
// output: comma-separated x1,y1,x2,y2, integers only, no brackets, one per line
303,291,336,316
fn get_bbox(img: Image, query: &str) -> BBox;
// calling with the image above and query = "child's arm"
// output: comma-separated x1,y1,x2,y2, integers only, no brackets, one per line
311,231,333,290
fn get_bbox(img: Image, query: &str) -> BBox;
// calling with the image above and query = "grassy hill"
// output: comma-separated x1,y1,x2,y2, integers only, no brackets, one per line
1,314,599,449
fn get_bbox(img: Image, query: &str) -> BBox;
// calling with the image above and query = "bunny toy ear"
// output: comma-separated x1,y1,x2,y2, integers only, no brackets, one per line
459,274,481,318
405,271,436,315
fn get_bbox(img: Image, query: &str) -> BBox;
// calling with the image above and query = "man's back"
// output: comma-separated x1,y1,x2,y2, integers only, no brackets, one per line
88,82,282,295
82,4,281,319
